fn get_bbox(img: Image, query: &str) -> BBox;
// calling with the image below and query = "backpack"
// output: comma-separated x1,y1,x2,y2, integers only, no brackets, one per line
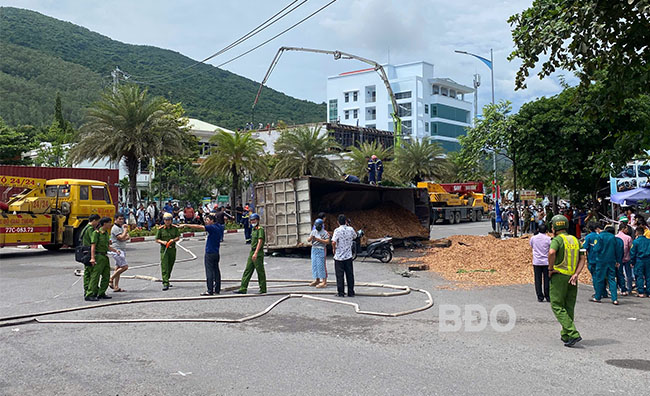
75,226,92,266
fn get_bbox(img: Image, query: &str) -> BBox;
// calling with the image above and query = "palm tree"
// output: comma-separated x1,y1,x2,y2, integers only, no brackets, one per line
395,139,450,184
272,125,340,179
69,85,192,205
199,129,267,209
344,141,393,183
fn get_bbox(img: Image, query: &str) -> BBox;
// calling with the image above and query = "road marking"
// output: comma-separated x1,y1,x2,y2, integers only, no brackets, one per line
171,371,192,376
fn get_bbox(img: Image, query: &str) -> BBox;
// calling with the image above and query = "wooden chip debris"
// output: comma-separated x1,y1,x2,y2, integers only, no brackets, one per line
418,235,593,288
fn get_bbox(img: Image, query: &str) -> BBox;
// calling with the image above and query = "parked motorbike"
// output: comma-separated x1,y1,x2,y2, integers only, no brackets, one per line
351,229,393,263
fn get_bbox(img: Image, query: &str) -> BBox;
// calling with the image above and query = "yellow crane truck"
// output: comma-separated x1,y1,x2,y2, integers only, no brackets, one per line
417,181,488,224
0,175,115,250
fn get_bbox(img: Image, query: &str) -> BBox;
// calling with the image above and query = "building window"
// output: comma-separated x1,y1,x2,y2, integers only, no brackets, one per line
366,107,376,121
395,91,412,100
353,91,358,101
140,158,149,174
425,104,429,114
402,120,412,134
431,104,438,117
329,99,338,122
397,102,412,117
344,92,349,103
431,121,468,138
344,110,350,120
430,122,437,135
441,87,449,97
353,109,358,119
449,89,457,99
425,122,429,132
430,103,469,123
366,85,376,103
366,124,376,129
432,85,440,95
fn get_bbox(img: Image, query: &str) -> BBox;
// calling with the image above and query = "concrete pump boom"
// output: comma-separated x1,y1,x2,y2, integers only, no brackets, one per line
252,46,402,147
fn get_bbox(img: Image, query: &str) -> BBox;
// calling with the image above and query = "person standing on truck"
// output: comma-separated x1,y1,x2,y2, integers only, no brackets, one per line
331,214,357,297
366,156,376,185
81,214,100,300
88,217,119,301
156,212,181,291
109,213,130,293
547,215,587,347
234,213,267,294
373,155,383,185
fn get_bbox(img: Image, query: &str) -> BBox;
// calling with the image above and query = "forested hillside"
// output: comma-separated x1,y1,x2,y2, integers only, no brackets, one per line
0,7,325,129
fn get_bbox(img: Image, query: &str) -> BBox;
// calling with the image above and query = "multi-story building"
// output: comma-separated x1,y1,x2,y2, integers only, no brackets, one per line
326,61,473,152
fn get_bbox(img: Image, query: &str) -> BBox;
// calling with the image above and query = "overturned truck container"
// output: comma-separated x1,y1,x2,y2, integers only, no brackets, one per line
254,177,430,251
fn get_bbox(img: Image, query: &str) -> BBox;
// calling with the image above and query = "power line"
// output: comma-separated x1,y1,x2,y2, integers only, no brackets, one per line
127,0,339,87
125,0,308,83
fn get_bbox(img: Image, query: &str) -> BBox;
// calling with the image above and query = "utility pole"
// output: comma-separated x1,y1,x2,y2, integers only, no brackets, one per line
472,73,480,124
111,66,122,94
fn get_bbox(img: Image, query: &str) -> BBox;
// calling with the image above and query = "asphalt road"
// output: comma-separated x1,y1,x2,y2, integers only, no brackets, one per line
1,223,648,395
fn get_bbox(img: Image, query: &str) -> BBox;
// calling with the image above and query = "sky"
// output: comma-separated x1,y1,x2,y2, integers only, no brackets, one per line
0,0,572,113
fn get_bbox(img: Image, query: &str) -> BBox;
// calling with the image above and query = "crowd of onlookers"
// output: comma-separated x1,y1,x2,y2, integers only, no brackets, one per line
116,200,253,231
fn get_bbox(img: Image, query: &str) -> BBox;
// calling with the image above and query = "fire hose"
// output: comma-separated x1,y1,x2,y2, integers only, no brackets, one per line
2,241,434,327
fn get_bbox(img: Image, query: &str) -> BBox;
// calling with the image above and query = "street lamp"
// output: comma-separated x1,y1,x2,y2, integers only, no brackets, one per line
455,48,497,200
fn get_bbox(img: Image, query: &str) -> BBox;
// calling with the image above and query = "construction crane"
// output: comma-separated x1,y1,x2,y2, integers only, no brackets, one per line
252,46,403,147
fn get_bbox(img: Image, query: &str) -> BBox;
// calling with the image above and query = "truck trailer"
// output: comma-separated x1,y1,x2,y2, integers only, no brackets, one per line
254,177,431,251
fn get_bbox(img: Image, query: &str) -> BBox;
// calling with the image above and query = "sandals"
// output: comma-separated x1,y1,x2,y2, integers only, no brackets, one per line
113,288,126,292
108,280,115,290
590,298,601,303
309,280,320,287
316,282,327,288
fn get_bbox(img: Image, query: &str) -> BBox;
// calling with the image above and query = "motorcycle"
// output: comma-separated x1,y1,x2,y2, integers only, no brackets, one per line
351,229,393,263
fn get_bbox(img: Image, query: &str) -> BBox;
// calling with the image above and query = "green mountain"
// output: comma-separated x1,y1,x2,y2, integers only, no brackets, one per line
0,7,326,129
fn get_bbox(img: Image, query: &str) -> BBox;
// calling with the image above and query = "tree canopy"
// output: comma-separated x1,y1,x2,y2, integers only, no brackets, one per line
272,125,340,179
509,0,650,110
69,85,193,204
394,139,449,184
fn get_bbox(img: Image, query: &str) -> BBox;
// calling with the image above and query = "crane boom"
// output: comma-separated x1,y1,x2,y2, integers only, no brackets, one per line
252,46,402,146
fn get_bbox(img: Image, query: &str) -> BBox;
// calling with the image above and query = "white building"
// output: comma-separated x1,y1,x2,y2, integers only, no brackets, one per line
326,61,474,152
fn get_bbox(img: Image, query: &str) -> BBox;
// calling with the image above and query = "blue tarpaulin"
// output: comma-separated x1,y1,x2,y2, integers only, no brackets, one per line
611,187,650,205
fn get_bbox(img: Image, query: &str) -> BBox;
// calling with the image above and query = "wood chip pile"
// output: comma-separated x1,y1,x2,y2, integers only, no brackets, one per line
324,203,429,244
420,235,592,288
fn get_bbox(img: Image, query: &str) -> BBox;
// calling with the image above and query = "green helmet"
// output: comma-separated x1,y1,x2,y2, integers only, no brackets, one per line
551,215,569,231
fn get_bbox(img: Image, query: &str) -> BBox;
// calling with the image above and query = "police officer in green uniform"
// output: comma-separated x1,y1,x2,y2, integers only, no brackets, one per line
548,214,587,347
155,212,180,291
81,214,100,300
234,213,267,294
88,217,118,301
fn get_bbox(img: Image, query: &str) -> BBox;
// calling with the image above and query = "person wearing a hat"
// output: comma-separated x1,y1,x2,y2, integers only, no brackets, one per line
592,224,623,304
155,212,181,291
616,216,633,296
548,214,587,347
308,218,330,288
366,156,376,185
234,213,266,294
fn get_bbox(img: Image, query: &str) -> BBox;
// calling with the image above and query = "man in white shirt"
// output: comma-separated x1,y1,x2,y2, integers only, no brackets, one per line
529,223,551,302
331,214,357,297
109,214,130,292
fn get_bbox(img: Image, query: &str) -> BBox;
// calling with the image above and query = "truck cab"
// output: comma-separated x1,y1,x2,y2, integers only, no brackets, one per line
0,176,115,249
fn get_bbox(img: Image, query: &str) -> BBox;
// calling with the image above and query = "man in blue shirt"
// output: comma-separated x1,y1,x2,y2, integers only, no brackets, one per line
183,214,225,295
593,225,623,304
163,200,174,215
582,222,601,297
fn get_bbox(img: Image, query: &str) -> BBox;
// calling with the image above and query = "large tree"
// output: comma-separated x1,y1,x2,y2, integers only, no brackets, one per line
199,129,267,210
272,125,340,179
394,139,449,184
0,117,36,165
69,85,192,204
509,0,650,111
